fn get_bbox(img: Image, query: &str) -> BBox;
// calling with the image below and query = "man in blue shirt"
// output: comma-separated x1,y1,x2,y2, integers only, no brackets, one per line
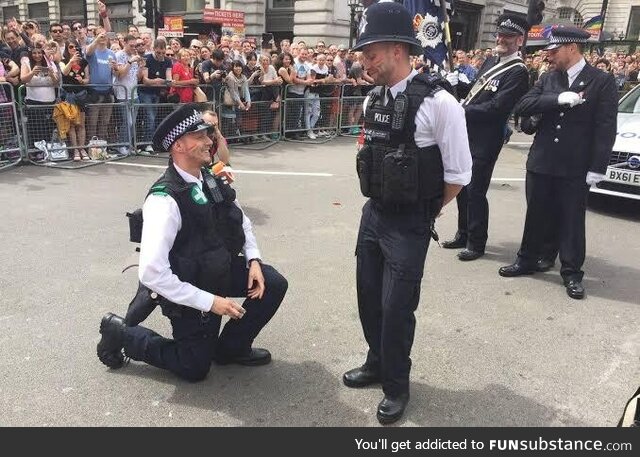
85,30,116,142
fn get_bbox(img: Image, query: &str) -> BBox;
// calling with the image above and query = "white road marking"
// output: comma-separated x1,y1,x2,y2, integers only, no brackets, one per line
107,161,525,181
106,161,333,177
508,142,533,146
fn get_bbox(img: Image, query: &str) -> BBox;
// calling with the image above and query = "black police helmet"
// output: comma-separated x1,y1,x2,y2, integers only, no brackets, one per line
352,1,423,56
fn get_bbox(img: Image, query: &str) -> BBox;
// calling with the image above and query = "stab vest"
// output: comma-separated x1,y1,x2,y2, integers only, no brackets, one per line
357,73,445,209
147,161,245,315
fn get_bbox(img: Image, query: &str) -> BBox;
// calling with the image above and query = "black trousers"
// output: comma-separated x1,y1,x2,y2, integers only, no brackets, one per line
454,157,499,252
122,257,287,382
356,199,432,397
517,171,588,282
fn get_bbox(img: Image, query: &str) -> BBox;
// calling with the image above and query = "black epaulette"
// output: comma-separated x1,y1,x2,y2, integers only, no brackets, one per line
408,72,455,97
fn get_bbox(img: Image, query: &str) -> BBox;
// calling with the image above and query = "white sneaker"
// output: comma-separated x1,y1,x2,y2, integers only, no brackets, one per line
117,146,130,156
145,145,154,153
307,130,317,140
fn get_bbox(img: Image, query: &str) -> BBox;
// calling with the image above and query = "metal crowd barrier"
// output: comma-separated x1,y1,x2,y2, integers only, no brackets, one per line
0,82,23,171
338,84,367,137
17,84,132,169
282,83,343,144
217,84,281,151
1,82,374,171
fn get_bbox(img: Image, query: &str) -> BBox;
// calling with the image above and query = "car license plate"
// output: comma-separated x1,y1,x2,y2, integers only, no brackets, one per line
606,168,640,186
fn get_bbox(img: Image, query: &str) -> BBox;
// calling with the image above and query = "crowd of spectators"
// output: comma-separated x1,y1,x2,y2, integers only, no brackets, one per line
1,3,638,160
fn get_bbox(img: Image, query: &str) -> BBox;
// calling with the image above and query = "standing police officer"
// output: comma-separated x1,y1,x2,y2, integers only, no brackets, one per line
442,15,530,261
499,27,617,299
96,104,288,381
344,2,472,424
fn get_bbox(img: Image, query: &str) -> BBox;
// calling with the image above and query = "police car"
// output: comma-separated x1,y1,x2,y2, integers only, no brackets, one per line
590,83,640,200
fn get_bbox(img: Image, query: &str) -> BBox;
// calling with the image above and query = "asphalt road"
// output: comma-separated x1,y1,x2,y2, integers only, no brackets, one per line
1,133,639,427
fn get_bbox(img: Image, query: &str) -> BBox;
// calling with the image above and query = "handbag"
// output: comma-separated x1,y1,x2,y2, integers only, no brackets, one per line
222,87,234,106
88,136,109,160
193,86,208,103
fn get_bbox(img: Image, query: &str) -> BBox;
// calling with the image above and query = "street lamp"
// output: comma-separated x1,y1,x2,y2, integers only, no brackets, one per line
348,0,364,49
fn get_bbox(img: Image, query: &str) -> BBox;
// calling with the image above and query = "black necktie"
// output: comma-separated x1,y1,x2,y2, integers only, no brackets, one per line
385,88,394,106
560,71,570,90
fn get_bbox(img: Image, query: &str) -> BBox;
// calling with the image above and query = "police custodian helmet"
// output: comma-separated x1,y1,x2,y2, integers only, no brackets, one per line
352,1,423,56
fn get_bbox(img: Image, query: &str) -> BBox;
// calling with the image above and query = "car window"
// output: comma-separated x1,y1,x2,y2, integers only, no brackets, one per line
618,86,640,114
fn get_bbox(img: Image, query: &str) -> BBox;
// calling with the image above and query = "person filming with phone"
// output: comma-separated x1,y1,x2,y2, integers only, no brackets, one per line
96,104,288,382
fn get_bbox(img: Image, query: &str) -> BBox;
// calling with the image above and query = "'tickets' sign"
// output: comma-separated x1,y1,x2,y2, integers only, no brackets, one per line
203,8,245,28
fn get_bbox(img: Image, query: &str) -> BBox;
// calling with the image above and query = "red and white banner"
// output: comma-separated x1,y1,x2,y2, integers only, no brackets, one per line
203,8,245,28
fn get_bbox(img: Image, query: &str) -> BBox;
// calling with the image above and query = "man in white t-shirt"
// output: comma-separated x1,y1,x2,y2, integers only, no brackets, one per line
113,34,144,155
287,48,312,135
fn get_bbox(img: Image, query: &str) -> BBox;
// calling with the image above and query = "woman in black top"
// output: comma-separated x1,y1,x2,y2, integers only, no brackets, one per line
60,39,90,161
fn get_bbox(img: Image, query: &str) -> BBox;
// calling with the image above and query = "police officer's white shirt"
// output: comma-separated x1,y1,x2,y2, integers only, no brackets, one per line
138,163,261,313
364,69,472,186
567,58,586,87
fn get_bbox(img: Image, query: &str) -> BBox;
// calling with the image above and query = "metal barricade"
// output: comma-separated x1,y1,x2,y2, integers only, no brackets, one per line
18,84,133,169
282,83,342,143
338,84,367,137
132,84,216,157
0,82,23,171
217,84,282,150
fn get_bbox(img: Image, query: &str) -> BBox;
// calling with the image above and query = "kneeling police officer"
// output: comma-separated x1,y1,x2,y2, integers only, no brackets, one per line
344,2,472,424
97,104,288,382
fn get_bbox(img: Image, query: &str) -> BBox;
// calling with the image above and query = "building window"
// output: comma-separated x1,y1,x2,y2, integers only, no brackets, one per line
270,0,295,9
60,0,86,25
2,6,19,22
557,7,584,27
28,2,50,32
160,0,206,12
628,6,640,40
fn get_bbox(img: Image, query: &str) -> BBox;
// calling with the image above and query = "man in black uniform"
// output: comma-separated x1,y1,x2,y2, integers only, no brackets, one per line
343,2,472,424
96,104,288,381
499,27,617,299
442,15,530,261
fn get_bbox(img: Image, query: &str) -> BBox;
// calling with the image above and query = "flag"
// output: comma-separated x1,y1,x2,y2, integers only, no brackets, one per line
403,0,451,69
582,15,603,40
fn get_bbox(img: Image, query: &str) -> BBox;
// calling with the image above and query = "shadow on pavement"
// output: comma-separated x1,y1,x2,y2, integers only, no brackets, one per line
107,360,582,426
482,242,640,306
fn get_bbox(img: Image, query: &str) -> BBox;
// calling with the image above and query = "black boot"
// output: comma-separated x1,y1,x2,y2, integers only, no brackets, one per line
343,365,381,388
442,234,467,249
97,313,126,369
377,393,409,425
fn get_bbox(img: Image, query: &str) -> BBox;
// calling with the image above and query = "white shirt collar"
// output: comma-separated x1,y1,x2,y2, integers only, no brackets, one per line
388,69,418,99
174,162,203,188
567,58,587,84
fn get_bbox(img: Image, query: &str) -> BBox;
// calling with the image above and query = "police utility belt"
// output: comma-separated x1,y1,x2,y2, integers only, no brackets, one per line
462,58,526,106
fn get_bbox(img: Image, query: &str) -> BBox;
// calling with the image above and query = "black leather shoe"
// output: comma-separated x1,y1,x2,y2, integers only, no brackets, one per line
442,235,467,249
97,313,126,369
565,280,585,300
458,248,484,261
536,259,555,272
377,393,409,425
343,365,381,388
499,263,535,277
215,348,272,366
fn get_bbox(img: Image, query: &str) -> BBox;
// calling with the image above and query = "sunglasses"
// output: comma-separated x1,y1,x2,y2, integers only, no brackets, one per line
51,29,62,33
166,53,174,57
68,45,76,49
73,26,82,31
135,43,144,47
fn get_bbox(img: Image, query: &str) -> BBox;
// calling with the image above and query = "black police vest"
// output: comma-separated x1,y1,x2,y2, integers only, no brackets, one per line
357,73,445,208
147,161,245,308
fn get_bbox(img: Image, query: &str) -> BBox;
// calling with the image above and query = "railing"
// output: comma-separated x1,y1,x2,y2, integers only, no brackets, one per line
0,81,378,170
